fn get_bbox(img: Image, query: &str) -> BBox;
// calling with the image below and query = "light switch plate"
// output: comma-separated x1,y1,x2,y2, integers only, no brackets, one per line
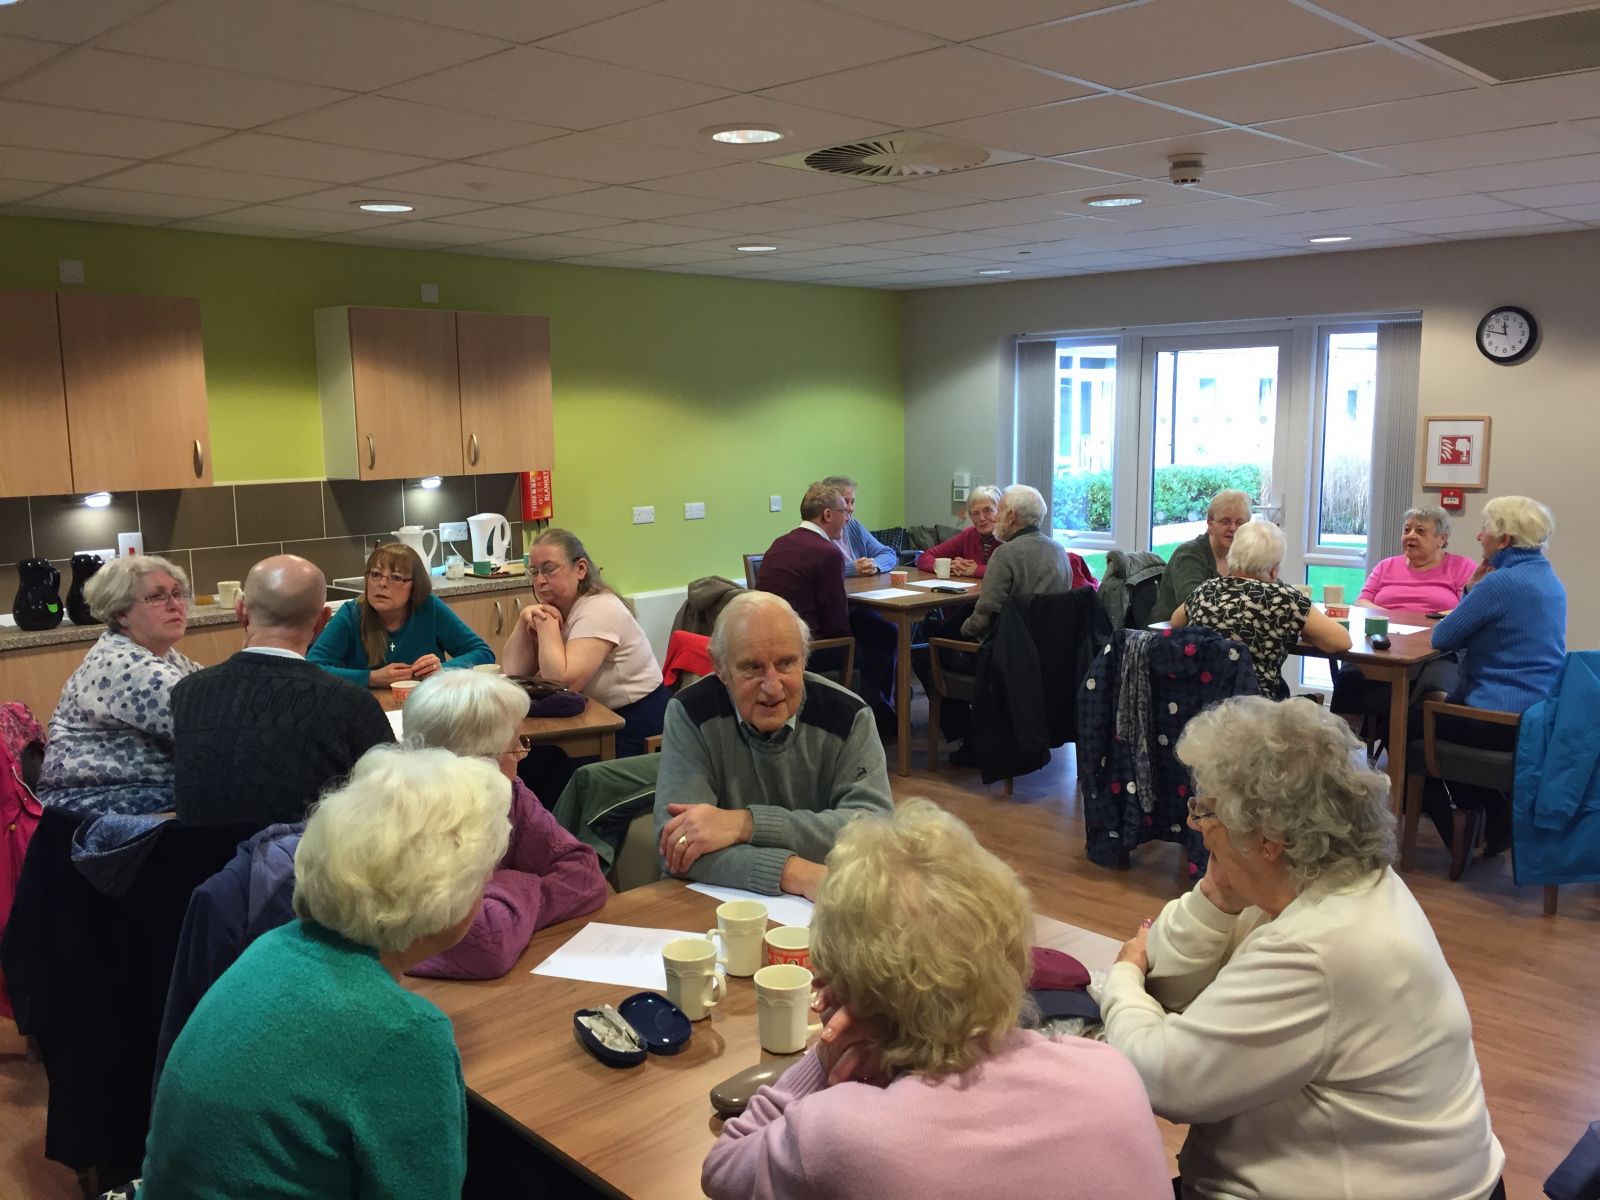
684,501,705,520
58,259,85,284
420,282,439,303
439,521,468,543
769,495,782,512
633,506,655,525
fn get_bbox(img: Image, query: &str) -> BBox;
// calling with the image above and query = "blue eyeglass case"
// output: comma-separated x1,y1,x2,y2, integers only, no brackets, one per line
573,992,692,1069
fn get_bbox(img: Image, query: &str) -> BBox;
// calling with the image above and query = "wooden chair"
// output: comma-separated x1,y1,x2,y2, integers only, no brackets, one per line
1401,699,1557,914
810,636,856,694
927,635,1012,796
742,553,763,589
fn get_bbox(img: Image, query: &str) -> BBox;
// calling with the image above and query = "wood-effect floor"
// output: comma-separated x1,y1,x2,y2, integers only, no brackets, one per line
1,737,1595,1199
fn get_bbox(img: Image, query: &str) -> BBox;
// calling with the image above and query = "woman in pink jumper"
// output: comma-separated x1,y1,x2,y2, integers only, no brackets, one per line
701,800,1170,1200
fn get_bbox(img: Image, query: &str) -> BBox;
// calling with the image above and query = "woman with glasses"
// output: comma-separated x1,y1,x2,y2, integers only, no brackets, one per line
38,555,202,815
309,543,491,687
1100,697,1505,1200
1151,490,1253,623
504,529,668,769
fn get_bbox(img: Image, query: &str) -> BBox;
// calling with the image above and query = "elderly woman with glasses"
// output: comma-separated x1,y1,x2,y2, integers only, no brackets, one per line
38,554,203,816
400,671,607,979
309,542,492,687
1151,489,1253,622
1100,698,1505,1200
702,800,1170,1200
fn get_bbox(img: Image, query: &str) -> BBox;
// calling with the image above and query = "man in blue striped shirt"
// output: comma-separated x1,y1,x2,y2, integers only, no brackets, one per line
823,475,899,577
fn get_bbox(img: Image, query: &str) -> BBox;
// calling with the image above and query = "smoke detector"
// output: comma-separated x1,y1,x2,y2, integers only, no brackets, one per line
786,136,990,179
1168,154,1206,187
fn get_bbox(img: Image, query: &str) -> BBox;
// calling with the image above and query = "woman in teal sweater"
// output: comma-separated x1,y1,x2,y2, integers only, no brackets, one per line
136,746,512,1199
309,543,492,686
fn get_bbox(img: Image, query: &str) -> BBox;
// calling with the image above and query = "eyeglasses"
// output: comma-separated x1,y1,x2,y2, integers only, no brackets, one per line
1208,516,1250,530
367,570,413,586
529,561,569,580
1186,795,1218,824
137,588,189,607
501,735,532,761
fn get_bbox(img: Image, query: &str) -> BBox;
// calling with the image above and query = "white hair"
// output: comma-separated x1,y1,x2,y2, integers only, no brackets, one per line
967,485,1002,512
292,746,511,953
1225,520,1284,578
84,554,190,629
1178,696,1395,895
402,671,530,758
998,484,1046,532
1208,490,1252,520
1481,495,1554,549
1402,505,1451,540
710,591,811,672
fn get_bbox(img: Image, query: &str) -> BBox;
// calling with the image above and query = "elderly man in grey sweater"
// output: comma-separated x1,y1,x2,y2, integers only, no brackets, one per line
960,484,1073,640
655,591,892,899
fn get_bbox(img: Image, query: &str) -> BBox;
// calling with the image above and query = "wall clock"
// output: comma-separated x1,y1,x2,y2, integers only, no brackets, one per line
1475,306,1537,364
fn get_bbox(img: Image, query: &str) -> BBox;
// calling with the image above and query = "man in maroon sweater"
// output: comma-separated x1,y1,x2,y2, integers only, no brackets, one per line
757,483,897,734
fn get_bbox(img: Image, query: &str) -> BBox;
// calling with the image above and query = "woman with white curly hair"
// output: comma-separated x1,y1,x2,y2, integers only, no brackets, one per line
137,746,510,1198
702,799,1170,1200
1101,697,1505,1200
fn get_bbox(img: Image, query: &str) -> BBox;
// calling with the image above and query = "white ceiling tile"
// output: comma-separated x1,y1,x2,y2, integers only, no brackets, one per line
874,230,1031,253
654,204,842,232
763,217,950,242
1026,249,1173,269
433,206,629,235
361,162,595,205
329,0,658,42
189,204,379,232
479,232,656,257
757,243,918,263
4,203,166,226
386,46,727,130
14,185,234,219
642,162,867,203
1201,155,1398,195
541,0,938,93
596,96,895,161
1098,195,1287,227
871,252,1000,270
1256,87,1549,151
768,184,979,220
1434,221,1584,239
99,0,511,91
1245,174,1470,211
1061,128,1322,178
276,187,494,218
263,96,563,160
566,245,728,266
1545,201,1600,221
4,48,352,128
0,99,220,157
167,218,318,239
326,220,519,246
977,0,1360,90
1387,209,1573,235
1489,179,1600,207
818,0,1120,43
0,178,54,204
884,199,1099,232
761,46,1092,128
545,219,700,246
170,133,436,185
472,133,733,185
95,162,323,202
1138,46,1474,125
945,218,1121,243
0,35,66,84
1359,124,1600,173
0,0,167,44
0,146,136,184
932,95,1221,158
1308,1,1578,37
1299,193,1516,226
536,186,731,219
1498,71,1600,122
1426,152,1600,192
1163,238,1279,259
895,158,1133,200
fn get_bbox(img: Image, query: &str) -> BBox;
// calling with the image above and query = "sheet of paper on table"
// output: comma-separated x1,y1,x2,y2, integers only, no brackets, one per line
531,922,704,990
385,710,404,737
852,587,920,599
902,579,978,591
1386,624,1428,636
688,882,815,927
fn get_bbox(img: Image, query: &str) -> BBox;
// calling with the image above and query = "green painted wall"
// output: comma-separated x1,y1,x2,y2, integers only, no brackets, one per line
0,216,904,592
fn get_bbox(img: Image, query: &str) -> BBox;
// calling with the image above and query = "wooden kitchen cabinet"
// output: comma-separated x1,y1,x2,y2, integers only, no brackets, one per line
0,290,74,498
58,291,212,492
456,312,552,476
444,589,531,652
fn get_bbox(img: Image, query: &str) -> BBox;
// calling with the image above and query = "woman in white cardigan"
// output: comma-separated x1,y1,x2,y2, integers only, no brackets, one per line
1100,696,1505,1200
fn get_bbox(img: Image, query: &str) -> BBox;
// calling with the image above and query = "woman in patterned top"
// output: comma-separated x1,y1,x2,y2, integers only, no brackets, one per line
38,554,202,816
1172,521,1351,699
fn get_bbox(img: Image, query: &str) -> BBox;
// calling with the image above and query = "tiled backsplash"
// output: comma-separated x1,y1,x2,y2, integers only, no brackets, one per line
1,474,526,605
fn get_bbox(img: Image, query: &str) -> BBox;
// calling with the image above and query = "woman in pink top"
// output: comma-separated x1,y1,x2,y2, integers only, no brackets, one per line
701,800,1170,1200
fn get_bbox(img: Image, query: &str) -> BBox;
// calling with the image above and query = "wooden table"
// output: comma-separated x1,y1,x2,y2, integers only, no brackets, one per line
405,879,1118,1199
378,685,626,761
845,569,981,776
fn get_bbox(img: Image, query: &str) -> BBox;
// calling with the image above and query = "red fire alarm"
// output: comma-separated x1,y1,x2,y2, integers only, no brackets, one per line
1439,487,1464,513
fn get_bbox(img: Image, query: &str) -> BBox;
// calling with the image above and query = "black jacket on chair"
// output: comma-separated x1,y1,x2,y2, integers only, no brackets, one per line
971,590,1099,785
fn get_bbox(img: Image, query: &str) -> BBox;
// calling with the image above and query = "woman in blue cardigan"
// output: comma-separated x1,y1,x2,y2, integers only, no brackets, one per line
309,543,492,687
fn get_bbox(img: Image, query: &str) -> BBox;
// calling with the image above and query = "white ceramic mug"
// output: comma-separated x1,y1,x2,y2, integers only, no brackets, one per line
216,579,242,607
754,963,818,1054
763,925,811,970
706,899,768,978
663,937,726,1021
934,557,952,579
472,663,503,674
1322,584,1345,607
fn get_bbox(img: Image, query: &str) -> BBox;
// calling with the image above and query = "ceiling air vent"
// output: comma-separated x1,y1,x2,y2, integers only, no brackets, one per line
1418,7,1600,83
798,136,989,178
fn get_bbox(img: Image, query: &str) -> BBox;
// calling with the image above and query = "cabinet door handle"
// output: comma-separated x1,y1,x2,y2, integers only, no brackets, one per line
493,600,504,636
366,434,376,470
192,440,204,478
468,433,480,466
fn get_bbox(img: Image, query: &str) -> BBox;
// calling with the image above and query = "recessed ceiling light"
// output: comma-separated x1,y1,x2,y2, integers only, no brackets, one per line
976,268,1012,276
84,492,112,509
1084,194,1145,208
735,243,780,253
1308,235,1352,244
702,124,789,145
354,201,414,214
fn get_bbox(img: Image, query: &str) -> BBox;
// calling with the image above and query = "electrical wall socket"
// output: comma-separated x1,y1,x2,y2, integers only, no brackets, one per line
439,521,468,543
420,282,439,303
632,506,655,525
769,495,782,512
684,501,705,520
58,259,84,284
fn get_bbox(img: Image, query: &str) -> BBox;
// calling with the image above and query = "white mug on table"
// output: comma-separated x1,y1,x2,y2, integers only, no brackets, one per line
754,963,819,1054
663,937,726,1020
706,899,768,978
934,557,953,580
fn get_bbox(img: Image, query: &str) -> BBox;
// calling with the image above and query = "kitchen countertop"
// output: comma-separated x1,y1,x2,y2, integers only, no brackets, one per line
330,572,533,598
0,602,244,652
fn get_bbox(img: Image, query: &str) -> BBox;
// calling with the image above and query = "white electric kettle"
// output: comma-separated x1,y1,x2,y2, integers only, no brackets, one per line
468,513,511,566
393,525,438,571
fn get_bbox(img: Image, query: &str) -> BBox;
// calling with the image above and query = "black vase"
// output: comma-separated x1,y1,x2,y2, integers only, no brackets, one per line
11,558,64,632
66,553,104,626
